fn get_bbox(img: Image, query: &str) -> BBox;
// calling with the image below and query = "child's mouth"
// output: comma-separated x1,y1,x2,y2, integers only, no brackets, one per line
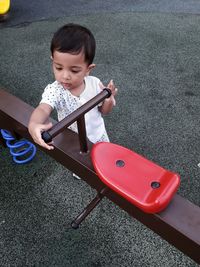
62,83,71,89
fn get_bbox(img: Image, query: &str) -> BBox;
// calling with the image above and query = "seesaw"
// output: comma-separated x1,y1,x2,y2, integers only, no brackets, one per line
0,88,199,263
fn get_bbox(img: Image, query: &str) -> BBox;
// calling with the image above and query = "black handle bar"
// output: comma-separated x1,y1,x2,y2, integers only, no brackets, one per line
42,88,112,143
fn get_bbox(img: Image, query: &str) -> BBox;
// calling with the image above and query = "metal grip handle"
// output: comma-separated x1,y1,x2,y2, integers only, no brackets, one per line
41,88,111,143
41,131,52,143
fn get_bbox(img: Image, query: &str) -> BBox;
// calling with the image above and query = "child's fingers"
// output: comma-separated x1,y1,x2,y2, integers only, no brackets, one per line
109,80,117,91
42,122,53,131
38,136,54,150
108,80,118,96
112,87,118,97
100,80,118,96
32,123,54,150
44,143,54,150
107,79,114,88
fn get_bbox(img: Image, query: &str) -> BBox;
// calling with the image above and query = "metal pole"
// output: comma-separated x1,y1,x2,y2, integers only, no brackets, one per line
42,88,111,143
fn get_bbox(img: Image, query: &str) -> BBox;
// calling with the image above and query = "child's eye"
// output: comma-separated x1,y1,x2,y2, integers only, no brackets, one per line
55,67,62,71
71,70,80,73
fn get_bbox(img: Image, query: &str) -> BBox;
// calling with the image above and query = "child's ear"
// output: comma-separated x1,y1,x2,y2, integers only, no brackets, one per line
87,63,96,74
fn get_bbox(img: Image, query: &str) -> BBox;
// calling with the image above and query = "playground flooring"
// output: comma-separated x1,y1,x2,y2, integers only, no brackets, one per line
0,1,200,266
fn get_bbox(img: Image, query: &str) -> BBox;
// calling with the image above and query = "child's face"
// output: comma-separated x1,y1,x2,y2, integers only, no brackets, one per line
52,50,94,92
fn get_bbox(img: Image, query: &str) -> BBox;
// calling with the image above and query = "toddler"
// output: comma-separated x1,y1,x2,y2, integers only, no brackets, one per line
28,23,117,151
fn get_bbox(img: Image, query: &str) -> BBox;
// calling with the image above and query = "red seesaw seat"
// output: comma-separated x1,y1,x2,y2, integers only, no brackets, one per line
91,142,180,213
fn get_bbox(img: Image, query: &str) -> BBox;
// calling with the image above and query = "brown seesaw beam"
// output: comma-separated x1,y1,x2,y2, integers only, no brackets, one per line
0,88,199,264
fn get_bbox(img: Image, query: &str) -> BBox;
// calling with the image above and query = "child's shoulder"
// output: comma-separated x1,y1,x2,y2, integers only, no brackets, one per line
44,81,61,91
85,75,100,86
84,76,102,96
46,80,60,88
85,75,100,82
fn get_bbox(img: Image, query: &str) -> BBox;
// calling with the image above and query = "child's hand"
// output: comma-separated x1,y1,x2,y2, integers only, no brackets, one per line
99,79,118,114
99,79,118,106
106,79,118,106
107,79,118,97
28,122,54,150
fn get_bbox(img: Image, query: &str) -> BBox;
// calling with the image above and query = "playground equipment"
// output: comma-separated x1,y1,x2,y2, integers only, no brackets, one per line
40,88,180,226
0,88,199,264
0,0,10,15
0,129,36,164
91,142,180,214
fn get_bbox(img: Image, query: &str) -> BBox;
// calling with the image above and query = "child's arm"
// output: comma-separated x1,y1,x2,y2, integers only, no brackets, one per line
28,103,54,150
99,80,118,114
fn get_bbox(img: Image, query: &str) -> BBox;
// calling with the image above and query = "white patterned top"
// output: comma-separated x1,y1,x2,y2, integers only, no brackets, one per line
40,76,109,143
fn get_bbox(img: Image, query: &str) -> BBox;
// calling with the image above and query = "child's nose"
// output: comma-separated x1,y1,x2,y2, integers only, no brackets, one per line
63,71,70,80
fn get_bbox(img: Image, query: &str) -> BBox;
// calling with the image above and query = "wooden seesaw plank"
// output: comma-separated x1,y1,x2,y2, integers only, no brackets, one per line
0,88,199,263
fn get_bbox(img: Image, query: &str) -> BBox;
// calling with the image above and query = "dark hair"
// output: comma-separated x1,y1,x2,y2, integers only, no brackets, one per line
50,23,96,65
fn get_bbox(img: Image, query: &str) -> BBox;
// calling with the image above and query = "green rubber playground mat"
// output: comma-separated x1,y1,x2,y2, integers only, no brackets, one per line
0,12,199,266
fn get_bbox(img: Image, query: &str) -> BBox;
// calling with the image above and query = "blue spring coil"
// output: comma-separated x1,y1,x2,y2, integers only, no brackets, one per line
0,129,36,164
